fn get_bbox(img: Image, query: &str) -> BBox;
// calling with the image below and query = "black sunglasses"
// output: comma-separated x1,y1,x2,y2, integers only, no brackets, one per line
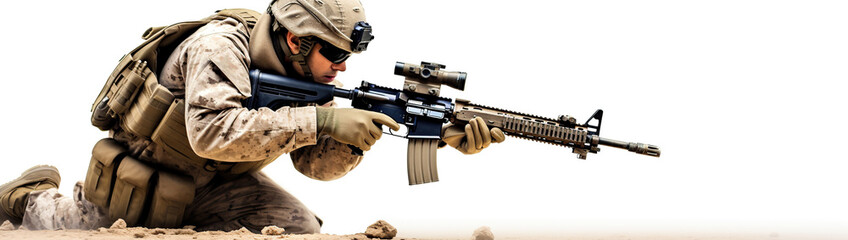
316,39,351,64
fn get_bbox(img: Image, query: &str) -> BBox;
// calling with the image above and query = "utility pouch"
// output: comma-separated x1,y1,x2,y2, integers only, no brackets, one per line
90,56,150,130
150,99,208,167
145,171,194,228
109,58,150,116
109,155,155,226
84,138,127,207
121,73,175,137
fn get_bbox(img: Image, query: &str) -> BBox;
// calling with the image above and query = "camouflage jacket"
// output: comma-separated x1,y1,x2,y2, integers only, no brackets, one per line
111,16,363,187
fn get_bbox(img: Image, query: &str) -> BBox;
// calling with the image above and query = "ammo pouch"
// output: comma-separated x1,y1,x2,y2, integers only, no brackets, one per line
84,138,126,207
84,138,195,227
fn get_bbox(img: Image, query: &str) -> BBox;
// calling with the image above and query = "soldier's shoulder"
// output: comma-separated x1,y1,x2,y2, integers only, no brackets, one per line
185,18,250,48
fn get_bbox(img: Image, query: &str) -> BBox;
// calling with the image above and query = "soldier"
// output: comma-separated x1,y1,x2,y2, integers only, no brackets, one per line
0,0,504,234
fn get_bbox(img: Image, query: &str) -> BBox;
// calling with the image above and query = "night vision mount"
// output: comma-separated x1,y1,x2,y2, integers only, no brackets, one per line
351,21,373,52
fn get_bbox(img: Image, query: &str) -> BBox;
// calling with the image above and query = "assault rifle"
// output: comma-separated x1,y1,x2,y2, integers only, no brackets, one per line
244,61,661,185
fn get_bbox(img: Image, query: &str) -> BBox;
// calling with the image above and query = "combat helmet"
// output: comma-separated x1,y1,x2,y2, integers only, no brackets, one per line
268,0,374,78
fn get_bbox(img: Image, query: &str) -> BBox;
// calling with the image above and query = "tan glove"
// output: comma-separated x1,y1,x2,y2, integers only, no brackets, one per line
316,107,400,151
441,117,506,154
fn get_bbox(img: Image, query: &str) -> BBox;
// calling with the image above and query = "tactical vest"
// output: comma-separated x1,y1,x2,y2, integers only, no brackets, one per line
90,9,271,175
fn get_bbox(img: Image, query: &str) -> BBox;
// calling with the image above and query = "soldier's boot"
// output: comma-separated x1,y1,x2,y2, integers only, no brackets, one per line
0,165,61,225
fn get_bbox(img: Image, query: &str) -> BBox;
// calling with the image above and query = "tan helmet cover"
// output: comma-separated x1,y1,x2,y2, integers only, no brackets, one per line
269,0,367,53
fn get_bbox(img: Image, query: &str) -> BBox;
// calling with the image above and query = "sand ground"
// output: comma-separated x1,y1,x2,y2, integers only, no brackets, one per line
0,220,833,240
0,228,805,240
0,228,405,240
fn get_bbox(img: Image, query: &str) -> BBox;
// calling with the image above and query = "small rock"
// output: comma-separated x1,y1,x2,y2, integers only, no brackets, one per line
261,225,285,235
17,225,28,231
471,226,494,240
110,219,127,229
134,232,146,238
230,227,253,235
0,220,14,231
364,220,397,239
183,225,197,230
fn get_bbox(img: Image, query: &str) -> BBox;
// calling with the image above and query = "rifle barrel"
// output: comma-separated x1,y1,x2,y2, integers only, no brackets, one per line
596,137,661,157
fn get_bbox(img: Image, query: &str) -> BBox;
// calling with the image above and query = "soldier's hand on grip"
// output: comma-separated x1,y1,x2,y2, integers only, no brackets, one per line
441,117,506,154
316,107,400,151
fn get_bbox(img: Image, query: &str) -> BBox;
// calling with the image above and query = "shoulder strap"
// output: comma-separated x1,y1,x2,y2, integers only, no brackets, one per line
214,8,262,29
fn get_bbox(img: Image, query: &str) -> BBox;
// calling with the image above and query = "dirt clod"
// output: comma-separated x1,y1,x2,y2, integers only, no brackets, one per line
230,227,253,235
0,220,14,231
261,225,285,235
110,219,127,229
471,226,494,240
364,220,397,239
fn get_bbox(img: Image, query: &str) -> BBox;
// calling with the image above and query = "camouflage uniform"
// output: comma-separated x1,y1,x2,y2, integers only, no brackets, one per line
21,182,110,230
20,16,363,234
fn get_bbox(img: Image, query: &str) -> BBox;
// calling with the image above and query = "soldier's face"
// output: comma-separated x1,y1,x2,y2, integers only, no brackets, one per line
305,43,347,84
286,32,347,84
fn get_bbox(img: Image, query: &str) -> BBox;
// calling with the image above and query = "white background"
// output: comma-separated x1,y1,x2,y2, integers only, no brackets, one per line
1,0,847,239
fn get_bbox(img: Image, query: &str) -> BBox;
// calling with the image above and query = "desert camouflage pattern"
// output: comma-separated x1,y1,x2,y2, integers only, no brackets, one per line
18,13,365,235
9,16,365,233
111,17,363,187
184,171,321,233
21,182,110,230
21,175,321,234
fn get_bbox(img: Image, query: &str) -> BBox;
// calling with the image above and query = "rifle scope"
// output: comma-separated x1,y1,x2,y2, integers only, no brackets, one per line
394,62,466,91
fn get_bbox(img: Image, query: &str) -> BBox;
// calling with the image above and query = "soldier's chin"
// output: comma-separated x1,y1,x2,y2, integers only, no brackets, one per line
318,76,335,84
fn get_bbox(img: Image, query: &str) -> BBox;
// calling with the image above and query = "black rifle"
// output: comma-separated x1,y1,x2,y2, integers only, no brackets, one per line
243,61,660,185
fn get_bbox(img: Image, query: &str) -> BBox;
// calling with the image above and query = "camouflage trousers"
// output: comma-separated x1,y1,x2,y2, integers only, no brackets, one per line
21,171,322,234
22,181,111,230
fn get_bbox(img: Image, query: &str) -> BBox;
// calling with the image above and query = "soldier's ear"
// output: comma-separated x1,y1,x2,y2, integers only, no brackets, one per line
286,32,300,55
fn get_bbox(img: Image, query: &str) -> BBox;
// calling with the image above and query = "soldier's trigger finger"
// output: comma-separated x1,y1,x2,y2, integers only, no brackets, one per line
475,117,491,148
371,113,400,131
491,128,506,143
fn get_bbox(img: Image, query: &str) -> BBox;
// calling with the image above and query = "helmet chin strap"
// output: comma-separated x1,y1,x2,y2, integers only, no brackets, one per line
290,36,315,79
270,20,315,79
